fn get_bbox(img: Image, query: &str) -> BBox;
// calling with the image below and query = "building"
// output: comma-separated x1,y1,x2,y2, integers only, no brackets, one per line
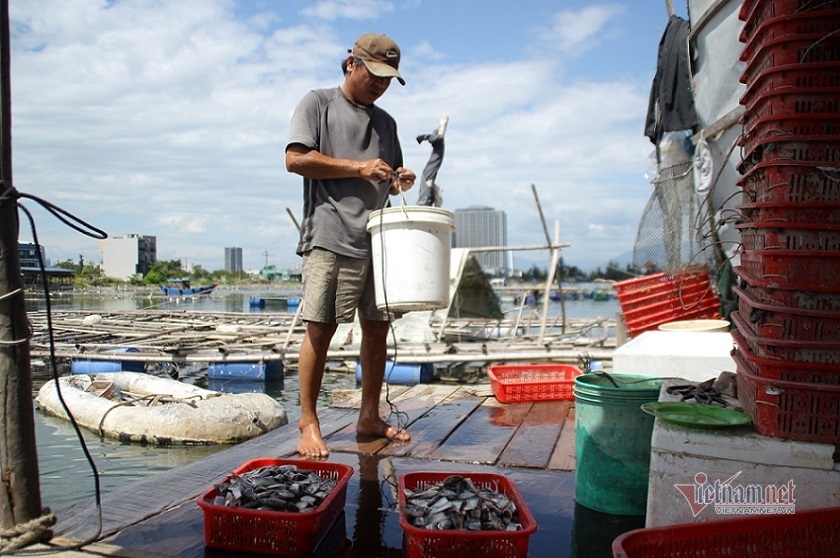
224,247,243,274
452,206,508,275
18,242,47,268
99,235,156,280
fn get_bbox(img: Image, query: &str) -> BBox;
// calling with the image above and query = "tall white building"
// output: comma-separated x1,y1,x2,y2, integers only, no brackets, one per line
225,247,243,274
99,235,156,280
453,206,508,275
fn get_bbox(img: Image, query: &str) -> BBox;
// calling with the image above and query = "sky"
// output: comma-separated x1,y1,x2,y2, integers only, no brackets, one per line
10,0,689,274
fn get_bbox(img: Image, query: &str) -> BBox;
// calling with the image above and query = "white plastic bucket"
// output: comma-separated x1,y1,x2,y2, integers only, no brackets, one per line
366,206,454,312
657,319,730,333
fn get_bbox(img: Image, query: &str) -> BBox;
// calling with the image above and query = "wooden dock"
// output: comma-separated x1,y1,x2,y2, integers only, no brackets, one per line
39,383,645,558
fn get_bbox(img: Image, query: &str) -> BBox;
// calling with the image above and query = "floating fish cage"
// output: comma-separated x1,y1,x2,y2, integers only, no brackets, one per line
207,360,283,381
197,457,354,556
398,471,537,558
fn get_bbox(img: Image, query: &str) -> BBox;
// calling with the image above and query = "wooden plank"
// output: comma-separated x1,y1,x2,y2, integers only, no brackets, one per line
326,384,460,454
429,398,532,465
498,400,570,469
548,405,576,471
379,389,485,459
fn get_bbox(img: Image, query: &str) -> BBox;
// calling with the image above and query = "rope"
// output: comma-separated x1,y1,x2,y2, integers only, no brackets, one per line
0,514,56,553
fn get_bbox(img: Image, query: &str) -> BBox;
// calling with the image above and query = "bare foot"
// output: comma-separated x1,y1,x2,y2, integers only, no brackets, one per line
356,418,410,442
298,420,329,457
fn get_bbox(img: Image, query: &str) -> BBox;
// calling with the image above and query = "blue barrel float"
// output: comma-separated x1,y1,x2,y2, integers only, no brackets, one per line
355,360,434,385
71,347,145,374
207,360,283,382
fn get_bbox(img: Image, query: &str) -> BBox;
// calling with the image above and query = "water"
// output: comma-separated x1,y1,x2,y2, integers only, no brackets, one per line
26,288,622,536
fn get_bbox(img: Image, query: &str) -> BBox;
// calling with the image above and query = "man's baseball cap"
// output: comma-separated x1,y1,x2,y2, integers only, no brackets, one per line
350,33,405,85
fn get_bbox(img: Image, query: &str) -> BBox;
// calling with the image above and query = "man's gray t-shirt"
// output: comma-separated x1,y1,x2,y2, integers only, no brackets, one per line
287,87,403,259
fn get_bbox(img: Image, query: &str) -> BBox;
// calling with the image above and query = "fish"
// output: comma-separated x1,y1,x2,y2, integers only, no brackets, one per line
212,464,336,513
401,475,523,532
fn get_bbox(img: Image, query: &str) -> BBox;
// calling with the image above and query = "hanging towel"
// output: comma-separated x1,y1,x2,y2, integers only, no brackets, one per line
644,15,698,146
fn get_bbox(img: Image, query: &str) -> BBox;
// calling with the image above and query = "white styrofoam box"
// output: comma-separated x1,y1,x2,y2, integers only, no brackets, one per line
613,331,736,383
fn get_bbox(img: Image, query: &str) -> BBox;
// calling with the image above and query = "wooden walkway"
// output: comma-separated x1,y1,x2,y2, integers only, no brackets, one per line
46,383,587,558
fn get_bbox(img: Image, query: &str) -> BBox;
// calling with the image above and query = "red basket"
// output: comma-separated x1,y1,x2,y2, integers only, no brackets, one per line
613,268,710,297
735,349,840,443
736,222,840,251
732,328,840,384
734,284,840,341
487,363,582,403
738,137,840,172
732,311,840,364
398,471,537,558
735,265,840,312
740,11,840,58
738,161,840,204
739,0,840,37
616,281,714,314
737,248,840,291
741,60,840,93
624,297,721,336
740,33,840,87
740,84,840,117
739,114,840,152
613,505,840,557
197,458,354,556
736,201,840,225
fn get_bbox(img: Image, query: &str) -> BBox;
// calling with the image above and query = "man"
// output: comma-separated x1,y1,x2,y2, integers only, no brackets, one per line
286,33,416,457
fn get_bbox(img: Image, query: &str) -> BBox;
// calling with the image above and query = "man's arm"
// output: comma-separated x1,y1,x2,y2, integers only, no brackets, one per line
286,144,396,183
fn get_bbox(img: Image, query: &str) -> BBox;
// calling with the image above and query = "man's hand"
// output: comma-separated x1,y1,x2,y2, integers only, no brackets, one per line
391,167,416,194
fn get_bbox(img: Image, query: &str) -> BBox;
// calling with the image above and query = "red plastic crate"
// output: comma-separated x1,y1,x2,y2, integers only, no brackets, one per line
624,297,721,336
613,270,707,294
739,0,840,37
734,284,840,341
398,471,537,558
740,33,840,86
613,505,840,557
737,248,840,291
736,222,840,251
735,265,840,312
616,281,714,314
738,161,840,203
739,114,840,151
732,311,840,364
738,136,840,171
732,328,840,385
740,85,840,117
736,201,840,225
740,11,840,58
487,363,582,403
741,60,840,92
197,458,354,556
734,349,840,443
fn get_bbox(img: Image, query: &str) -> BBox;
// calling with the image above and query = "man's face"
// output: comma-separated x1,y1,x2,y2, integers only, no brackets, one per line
346,59,392,105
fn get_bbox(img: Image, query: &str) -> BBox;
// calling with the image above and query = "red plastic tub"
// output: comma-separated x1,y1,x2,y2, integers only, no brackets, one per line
734,349,840,443
740,33,840,87
197,458,354,556
613,505,840,557
737,249,840,291
740,10,840,58
488,363,582,403
398,471,537,558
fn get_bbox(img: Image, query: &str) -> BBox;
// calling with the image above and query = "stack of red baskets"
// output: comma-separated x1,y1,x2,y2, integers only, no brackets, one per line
733,0,840,444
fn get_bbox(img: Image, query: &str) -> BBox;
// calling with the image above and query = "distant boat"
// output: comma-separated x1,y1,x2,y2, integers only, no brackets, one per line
161,279,216,296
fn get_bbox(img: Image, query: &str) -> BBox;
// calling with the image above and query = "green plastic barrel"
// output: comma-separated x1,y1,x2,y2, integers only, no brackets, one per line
573,374,663,516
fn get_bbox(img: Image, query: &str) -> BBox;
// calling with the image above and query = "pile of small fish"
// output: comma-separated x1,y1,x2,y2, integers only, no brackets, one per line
212,464,336,513
401,475,522,531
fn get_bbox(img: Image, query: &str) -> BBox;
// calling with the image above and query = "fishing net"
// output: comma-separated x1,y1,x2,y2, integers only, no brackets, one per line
633,137,717,274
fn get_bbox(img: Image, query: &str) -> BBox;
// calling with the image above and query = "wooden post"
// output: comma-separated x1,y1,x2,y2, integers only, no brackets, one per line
0,0,44,528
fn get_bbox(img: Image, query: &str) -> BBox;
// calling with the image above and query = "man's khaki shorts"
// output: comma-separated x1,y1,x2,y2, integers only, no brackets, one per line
301,248,391,324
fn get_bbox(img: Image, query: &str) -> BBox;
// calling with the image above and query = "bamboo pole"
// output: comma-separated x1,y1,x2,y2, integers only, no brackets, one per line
0,0,43,528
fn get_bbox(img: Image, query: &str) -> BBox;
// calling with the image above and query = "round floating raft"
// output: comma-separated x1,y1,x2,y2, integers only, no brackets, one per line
36,372,288,444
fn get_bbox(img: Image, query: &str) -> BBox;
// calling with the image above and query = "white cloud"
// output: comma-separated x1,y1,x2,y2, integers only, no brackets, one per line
301,0,394,21
539,4,623,54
